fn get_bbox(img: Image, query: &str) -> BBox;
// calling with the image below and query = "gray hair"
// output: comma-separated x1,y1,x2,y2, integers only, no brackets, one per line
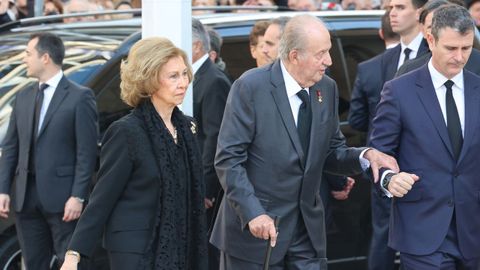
192,18,210,53
207,27,222,54
279,14,323,60
419,0,450,24
431,5,475,41
270,16,291,35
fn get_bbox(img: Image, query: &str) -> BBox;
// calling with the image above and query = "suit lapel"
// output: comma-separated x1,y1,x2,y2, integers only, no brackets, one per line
305,81,329,169
415,65,455,158
458,70,480,163
418,38,430,56
37,76,69,138
383,44,401,82
269,61,305,166
26,84,38,141
193,59,210,88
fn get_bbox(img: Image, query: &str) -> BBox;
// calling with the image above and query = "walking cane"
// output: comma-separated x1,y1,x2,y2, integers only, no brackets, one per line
263,216,279,270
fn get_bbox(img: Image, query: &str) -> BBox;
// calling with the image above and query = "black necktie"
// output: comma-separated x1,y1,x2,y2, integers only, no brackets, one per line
33,83,48,137
403,48,412,65
444,80,463,160
29,83,48,174
297,89,312,157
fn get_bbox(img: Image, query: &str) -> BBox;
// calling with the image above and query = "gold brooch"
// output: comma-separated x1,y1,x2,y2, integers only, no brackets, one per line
190,121,197,134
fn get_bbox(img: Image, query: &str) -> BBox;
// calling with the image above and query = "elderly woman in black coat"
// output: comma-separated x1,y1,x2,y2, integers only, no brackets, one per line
61,37,208,270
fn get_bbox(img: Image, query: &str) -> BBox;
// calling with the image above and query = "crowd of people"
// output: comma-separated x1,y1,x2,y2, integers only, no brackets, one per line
1,1,480,270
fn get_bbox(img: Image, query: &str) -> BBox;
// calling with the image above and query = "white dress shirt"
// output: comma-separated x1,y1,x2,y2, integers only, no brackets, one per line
280,60,307,127
380,60,466,197
397,32,424,70
280,60,370,168
38,70,63,132
428,59,465,135
192,54,209,76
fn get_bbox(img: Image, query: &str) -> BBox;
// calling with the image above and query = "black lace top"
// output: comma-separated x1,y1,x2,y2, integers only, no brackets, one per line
136,100,208,270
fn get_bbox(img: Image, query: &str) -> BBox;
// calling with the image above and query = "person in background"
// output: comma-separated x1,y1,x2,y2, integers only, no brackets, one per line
192,18,231,270
396,0,480,76
60,37,208,270
0,0,16,23
262,16,290,64
192,0,217,15
288,0,317,10
207,27,229,76
0,32,98,270
249,20,271,67
44,0,63,15
370,5,480,269
349,0,428,268
467,0,480,27
63,0,94,23
113,1,133,19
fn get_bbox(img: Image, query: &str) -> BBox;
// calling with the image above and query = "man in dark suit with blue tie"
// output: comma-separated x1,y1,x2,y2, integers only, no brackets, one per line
211,14,399,270
348,0,428,269
370,5,480,269
0,33,98,269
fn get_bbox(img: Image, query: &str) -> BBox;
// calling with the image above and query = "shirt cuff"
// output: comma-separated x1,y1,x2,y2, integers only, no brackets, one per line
380,170,394,198
359,148,370,171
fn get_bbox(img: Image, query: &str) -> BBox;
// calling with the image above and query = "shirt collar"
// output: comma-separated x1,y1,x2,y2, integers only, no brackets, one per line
428,59,463,90
40,70,63,90
280,60,308,98
192,54,209,75
401,32,424,53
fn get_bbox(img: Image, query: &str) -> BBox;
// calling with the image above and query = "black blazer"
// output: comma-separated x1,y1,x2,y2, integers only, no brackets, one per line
348,40,430,135
396,48,480,77
193,59,231,200
67,113,161,257
0,76,98,212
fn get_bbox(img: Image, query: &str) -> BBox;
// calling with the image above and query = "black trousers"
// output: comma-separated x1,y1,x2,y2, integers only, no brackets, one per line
15,177,78,270
368,187,396,270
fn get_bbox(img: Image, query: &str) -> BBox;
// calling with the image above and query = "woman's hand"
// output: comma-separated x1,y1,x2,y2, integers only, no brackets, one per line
60,253,80,270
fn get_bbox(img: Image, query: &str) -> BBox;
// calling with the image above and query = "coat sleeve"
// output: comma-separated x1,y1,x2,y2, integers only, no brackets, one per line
348,65,369,132
201,75,230,200
0,97,19,194
324,81,365,176
72,89,99,200
68,120,133,257
369,80,402,157
214,78,266,229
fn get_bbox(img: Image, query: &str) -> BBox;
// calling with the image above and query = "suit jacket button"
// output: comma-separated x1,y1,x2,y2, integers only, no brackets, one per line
447,200,454,207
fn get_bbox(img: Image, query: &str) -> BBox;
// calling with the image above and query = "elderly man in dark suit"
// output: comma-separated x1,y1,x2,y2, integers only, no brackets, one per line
211,14,398,270
0,33,98,269
371,5,480,269
396,0,480,77
192,18,231,270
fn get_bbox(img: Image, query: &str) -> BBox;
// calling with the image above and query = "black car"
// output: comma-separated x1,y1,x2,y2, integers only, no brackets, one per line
0,10,385,270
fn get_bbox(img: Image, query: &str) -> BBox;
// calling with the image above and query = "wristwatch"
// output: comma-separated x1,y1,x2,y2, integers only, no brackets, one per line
382,172,397,190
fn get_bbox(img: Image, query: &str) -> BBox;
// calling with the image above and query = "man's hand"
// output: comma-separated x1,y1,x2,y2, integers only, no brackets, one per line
0,193,10,219
204,198,214,209
248,214,277,247
388,172,419,197
63,197,83,222
331,177,355,200
364,148,399,183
